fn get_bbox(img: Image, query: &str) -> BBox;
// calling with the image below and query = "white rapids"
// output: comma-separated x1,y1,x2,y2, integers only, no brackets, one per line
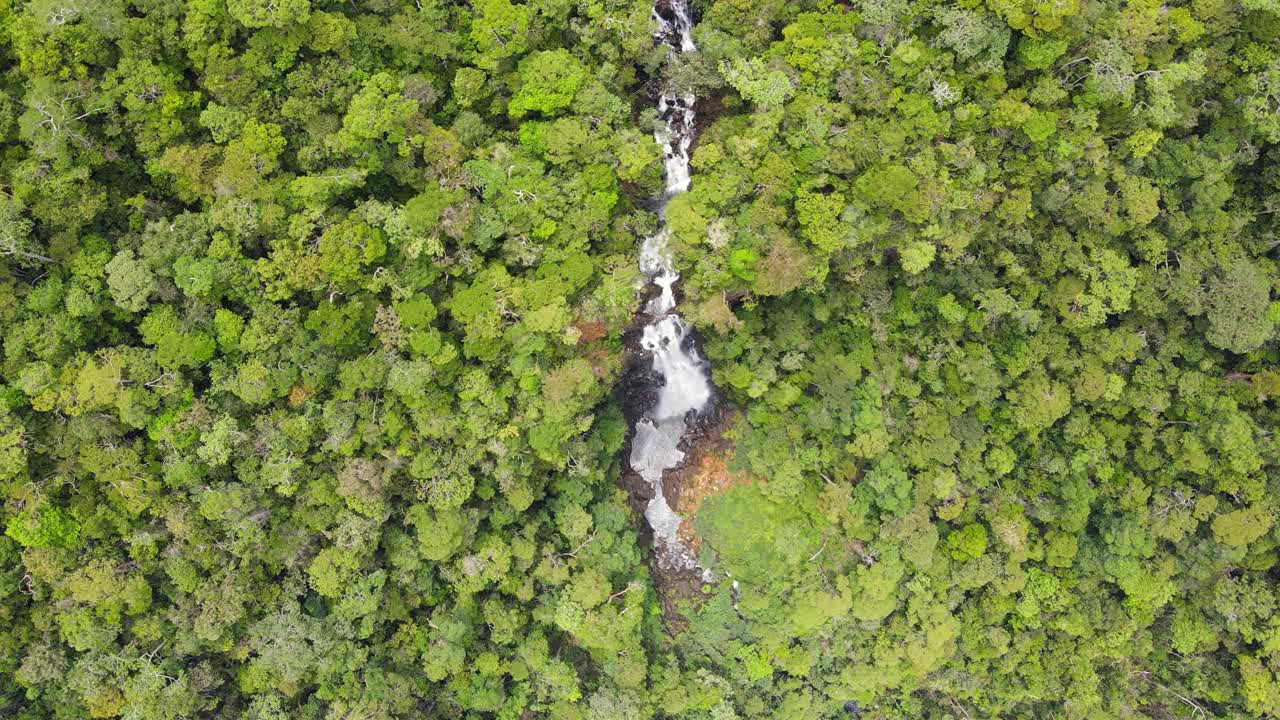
628,0,714,577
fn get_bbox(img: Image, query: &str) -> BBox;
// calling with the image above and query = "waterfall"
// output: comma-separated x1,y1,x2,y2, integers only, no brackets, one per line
627,0,715,577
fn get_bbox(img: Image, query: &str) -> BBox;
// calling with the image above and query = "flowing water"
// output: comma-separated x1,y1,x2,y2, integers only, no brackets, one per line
627,0,716,577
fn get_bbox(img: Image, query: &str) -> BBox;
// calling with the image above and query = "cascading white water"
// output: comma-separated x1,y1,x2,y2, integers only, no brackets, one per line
628,0,714,575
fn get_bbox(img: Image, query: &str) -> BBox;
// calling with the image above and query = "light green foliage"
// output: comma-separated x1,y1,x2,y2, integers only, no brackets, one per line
1205,259,1274,353
857,165,926,223
0,409,29,481
308,546,360,598
104,249,158,312
1240,654,1280,717
849,550,905,621
509,50,587,118
1008,372,1072,433
933,7,1010,67
947,523,988,561
1212,507,1272,547
199,103,247,144
898,240,936,275
469,0,530,68
5,506,80,549
139,306,217,369
339,73,420,145
227,0,310,28
721,58,795,109
1022,109,1058,143
794,189,848,253
0,192,42,267
696,485,822,589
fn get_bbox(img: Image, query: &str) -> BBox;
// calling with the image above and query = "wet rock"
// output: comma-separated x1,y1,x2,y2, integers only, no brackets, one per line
616,0,726,625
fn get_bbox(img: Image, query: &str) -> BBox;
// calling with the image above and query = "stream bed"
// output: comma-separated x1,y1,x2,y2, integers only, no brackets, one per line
623,0,719,581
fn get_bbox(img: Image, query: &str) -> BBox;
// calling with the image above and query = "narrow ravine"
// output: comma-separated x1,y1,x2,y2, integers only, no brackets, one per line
626,0,718,580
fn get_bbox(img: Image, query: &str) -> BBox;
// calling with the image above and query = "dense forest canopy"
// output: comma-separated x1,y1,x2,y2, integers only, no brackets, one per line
3,0,1280,717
